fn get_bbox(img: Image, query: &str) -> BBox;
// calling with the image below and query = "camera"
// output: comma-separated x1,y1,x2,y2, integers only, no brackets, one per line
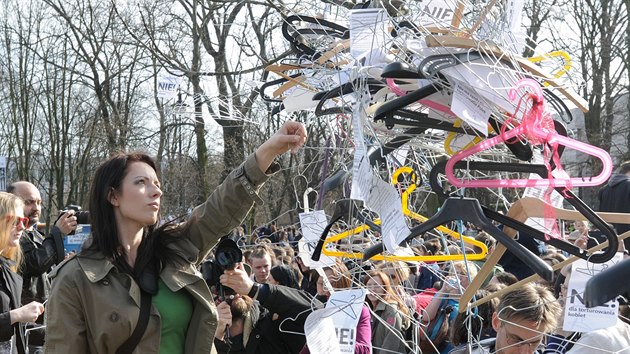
201,238,243,300
55,205,91,235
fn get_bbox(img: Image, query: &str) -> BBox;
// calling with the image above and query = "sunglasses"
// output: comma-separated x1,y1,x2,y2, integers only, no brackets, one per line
7,216,29,229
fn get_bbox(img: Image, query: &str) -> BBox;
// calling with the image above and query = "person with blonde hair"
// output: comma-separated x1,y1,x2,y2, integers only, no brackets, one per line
364,270,410,354
0,192,45,353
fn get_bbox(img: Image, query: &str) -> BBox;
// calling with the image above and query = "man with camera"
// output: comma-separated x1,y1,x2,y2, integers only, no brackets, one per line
8,181,78,352
214,258,319,354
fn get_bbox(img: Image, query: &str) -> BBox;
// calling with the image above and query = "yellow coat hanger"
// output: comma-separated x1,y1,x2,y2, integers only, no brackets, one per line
320,167,489,262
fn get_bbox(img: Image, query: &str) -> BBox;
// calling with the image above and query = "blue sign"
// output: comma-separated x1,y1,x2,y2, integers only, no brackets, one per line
63,224,91,254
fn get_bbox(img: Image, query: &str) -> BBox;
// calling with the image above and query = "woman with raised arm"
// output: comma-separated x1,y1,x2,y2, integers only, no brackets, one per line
0,192,45,354
44,121,307,354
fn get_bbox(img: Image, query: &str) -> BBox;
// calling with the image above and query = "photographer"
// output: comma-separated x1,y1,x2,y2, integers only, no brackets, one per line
215,262,320,354
8,181,78,352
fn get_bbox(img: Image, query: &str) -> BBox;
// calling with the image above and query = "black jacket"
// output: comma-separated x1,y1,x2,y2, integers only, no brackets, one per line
0,258,26,354
598,174,630,238
18,227,64,346
19,227,64,305
215,284,321,354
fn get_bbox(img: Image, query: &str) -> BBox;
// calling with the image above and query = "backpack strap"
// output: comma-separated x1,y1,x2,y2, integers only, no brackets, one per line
116,291,152,354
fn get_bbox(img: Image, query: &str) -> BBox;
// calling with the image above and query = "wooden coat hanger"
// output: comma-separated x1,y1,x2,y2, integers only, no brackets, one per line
423,35,588,112
458,199,630,311
464,230,630,312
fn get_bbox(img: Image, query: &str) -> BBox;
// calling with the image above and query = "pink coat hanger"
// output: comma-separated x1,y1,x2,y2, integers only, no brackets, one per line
445,78,612,188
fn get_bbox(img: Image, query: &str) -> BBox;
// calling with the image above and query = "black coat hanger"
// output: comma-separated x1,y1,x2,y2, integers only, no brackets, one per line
362,196,554,281
583,257,630,307
429,160,619,264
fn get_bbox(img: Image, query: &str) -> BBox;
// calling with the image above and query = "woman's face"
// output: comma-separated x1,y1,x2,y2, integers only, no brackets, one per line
366,276,386,303
109,162,163,229
7,205,26,249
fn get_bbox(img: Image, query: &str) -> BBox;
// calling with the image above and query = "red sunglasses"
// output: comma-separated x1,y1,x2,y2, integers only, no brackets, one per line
6,216,29,229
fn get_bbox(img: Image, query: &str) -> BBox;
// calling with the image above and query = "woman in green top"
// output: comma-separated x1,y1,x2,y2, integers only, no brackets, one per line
44,121,307,354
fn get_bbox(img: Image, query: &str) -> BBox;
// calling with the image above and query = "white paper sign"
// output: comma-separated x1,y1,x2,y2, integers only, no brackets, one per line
0,157,6,169
417,0,456,27
156,73,183,99
349,9,388,62
563,253,623,332
304,307,343,354
298,210,337,268
305,289,366,354
451,80,492,135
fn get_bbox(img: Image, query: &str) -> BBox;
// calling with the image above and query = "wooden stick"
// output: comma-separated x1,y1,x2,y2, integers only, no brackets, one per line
468,230,630,309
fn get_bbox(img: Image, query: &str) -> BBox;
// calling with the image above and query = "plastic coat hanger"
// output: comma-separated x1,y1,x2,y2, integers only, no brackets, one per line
423,35,588,112
362,196,554,281
445,79,613,189
375,73,533,161
466,230,630,312
313,167,489,263
431,160,619,264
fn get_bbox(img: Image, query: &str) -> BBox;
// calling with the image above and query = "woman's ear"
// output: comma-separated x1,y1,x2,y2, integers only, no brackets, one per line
491,312,500,332
108,188,120,207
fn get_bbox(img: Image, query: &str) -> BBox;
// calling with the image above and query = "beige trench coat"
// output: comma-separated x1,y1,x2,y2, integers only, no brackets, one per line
44,154,271,354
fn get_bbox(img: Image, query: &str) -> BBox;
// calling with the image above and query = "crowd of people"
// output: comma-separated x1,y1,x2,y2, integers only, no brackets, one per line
0,121,628,354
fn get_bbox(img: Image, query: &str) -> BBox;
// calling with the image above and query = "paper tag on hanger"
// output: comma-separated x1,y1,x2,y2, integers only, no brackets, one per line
450,80,492,135
298,210,337,268
305,289,366,354
562,253,623,332
283,87,318,113
349,9,388,62
365,176,410,253
351,99,372,202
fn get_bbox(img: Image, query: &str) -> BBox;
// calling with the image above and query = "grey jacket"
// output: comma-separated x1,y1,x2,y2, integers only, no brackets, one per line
44,153,271,354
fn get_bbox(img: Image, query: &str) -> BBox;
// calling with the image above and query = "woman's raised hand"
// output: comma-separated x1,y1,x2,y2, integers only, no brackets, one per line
255,121,308,172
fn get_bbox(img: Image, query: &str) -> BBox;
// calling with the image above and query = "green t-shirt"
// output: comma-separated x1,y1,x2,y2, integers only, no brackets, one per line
153,278,193,354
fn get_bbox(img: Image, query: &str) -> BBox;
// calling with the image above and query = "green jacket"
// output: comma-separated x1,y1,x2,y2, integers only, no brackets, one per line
44,153,271,354
372,301,409,354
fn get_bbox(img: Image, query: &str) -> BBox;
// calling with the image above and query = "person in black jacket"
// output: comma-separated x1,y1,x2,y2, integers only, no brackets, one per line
214,262,320,354
598,161,630,250
0,192,46,354
7,181,77,351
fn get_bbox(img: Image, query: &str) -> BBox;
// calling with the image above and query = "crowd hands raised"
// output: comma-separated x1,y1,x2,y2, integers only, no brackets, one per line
0,120,627,354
